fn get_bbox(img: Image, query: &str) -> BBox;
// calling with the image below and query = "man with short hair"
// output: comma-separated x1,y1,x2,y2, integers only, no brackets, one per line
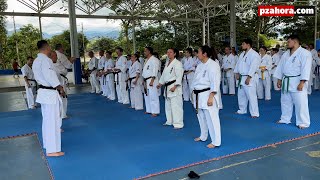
88,51,100,94
234,38,260,118
21,57,37,109
33,40,65,157
274,35,312,129
222,46,236,95
113,47,129,104
142,47,160,117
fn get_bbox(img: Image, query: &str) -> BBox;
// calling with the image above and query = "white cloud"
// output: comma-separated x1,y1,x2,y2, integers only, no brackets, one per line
5,0,121,35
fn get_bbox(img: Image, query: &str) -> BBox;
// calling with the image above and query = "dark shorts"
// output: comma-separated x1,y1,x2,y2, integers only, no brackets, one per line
14,69,18,73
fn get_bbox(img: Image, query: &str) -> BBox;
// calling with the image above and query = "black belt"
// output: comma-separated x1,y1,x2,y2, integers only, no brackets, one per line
126,77,136,90
193,88,210,114
39,85,67,98
164,80,176,99
184,70,192,85
315,65,320,76
143,77,152,95
113,72,120,85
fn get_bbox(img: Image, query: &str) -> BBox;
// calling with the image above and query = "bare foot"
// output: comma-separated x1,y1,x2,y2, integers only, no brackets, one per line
207,144,216,149
194,137,202,142
251,116,258,118
276,120,289,124
298,125,308,129
151,114,158,117
174,127,182,130
47,152,65,157
60,129,64,133
144,112,151,114
163,123,171,126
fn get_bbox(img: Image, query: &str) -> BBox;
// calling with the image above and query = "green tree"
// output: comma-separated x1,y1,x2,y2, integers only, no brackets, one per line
49,30,89,57
0,0,7,69
3,24,40,68
87,37,117,52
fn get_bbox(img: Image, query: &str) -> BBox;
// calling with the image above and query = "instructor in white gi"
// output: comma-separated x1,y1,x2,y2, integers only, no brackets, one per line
103,51,116,100
193,45,222,149
182,48,196,101
33,40,65,157
114,47,129,104
274,35,312,129
157,48,184,129
88,51,100,94
234,39,260,118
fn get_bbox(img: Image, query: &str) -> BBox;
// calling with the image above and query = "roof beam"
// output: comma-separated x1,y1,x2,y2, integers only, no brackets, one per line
0,11,202,22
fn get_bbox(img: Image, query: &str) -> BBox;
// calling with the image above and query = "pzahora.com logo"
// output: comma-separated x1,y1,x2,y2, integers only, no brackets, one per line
258,5,315,17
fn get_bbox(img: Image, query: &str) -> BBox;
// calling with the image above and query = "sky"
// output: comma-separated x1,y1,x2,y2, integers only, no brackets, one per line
5,0,122,37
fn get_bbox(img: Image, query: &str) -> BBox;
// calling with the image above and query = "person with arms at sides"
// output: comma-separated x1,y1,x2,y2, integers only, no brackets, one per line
232,47,239,88
98,50,107,96
271,48,281,91
221,46,236,95
234,38,260,118
33,40,65,157
193,45,222,149
274,35,312,129
136,51,145,66
55,44,75,72
21,57,37,109
128,53,144,110
257,46,272,100
142,47,160,117
103,51,116,100
182,48,196,102
193,49,201,68
88,51,100,94
157,48,184,129
314,50,320,91
113,47,129,104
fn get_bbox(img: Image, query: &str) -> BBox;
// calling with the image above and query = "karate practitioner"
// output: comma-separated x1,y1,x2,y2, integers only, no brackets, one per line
55,44,75,119
50,51,69,119
257,46,272,100
21,57,37,109
192,45,222,149
113,47,129,104
33,40,65,157
136,51,145,66
222,47,236,95
127,54,144,110
234,39,260,118
98,50,107,96
309,44,319,91
157,48,184,129
274,35,312,129
193,49,201,68
103,51,116,100
232,47,239,88
314,50,320,90
271,48,281,91
142,47,160,117
88,51,100,94
182,48,196,101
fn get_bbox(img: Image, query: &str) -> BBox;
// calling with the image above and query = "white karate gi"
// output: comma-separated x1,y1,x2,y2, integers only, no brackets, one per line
56,51,73,70
257,54,272,100
33,53,62,154
104,58,115,100
192,59,222,146
271,53,281,91
313,56,320,90
234,55,239,88
234,48,260,117
274,46,312,128
142,55,160,114
88,57,100,93
308,57,317,94
128,61,144,110
194,56,201,68
221,54,236,95
159,59,184,128
139,57,145,67
310,49,319,90
182,56,196,101
53,61,68,118
21,64,36,109
98,56,107,96
115,56,129,104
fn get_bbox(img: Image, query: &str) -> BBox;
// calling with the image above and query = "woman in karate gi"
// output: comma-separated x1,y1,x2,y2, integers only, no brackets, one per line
128,54,144,110
192,45,222,148
157,48,184,129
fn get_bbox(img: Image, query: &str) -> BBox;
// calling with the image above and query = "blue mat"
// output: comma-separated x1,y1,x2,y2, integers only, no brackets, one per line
0,91,319,180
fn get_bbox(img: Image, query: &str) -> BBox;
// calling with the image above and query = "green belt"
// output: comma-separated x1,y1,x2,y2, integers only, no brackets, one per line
282,75,301,93
238,74,248,89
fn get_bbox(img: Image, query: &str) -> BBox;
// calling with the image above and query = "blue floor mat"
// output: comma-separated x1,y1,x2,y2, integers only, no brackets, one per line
0,91,320,180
